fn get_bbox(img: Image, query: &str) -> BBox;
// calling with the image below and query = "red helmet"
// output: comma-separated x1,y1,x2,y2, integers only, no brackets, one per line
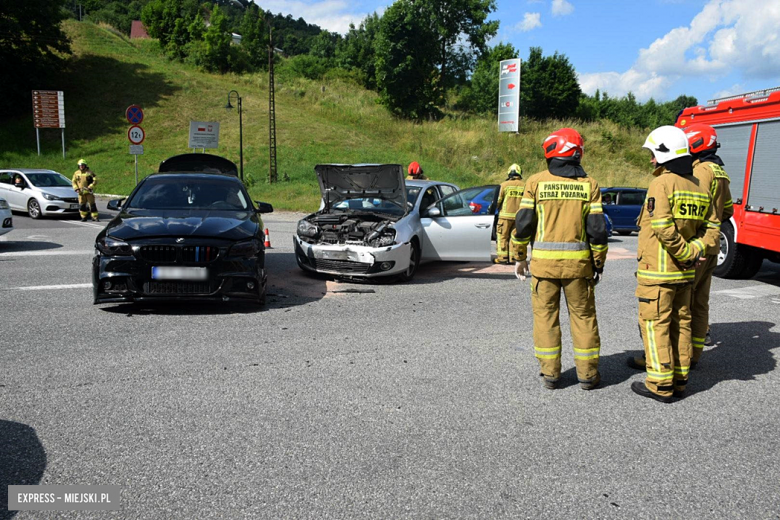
408,161,423,176
542,128,583,160
684,123,718,155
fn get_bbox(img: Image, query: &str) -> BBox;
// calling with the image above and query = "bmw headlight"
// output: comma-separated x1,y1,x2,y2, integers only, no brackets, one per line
297,219,320,239
96,236,132,256
0,200,9,210
42,192,62,201
228,238,261,258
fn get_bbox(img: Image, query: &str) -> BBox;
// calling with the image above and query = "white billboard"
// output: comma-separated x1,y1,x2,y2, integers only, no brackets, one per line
188,121,220,149
498,59,521,133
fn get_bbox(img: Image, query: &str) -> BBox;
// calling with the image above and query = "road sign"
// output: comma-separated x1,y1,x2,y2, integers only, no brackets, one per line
188,121,220,149
32,90,65,129
498,59,521,133
126,105,144,124
129,145,144,155
128,125,145,145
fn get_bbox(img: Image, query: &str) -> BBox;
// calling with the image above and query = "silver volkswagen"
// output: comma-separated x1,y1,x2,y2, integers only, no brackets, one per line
294,164,499,282
0,169,80,219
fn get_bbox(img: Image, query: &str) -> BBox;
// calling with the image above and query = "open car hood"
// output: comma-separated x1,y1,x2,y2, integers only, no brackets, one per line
314,164,406,211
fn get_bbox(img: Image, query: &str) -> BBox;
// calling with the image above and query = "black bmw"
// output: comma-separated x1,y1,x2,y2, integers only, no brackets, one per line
92,154,273,305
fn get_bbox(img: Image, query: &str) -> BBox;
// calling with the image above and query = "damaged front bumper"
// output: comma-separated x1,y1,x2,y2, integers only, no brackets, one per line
294,236,411,277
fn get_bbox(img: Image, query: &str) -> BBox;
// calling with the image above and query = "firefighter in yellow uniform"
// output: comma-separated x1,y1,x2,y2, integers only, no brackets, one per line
630,126,720,403
628,124,733,372
494,164,524,264
512,128,608,390
685,124,733,363
406,161,428,181
72,159,99,222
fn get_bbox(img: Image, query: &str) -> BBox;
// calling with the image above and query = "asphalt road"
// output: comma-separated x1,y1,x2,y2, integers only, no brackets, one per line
2,202,779,519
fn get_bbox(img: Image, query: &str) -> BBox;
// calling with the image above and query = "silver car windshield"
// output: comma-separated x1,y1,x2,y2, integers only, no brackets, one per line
126,177,250,211
331,197,406,216
26,173,71,187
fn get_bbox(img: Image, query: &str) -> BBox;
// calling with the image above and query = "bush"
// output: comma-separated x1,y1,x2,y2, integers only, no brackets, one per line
278,55,334,81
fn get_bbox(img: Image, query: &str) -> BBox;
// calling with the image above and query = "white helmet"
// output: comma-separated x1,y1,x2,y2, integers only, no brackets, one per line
642,125,690,164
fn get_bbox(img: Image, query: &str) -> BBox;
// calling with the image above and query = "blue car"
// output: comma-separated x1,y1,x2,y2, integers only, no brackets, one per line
600,187,646,235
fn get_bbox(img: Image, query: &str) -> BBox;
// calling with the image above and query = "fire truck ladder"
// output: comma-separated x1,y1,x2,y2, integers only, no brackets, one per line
707,86,780,105
268,28,278,184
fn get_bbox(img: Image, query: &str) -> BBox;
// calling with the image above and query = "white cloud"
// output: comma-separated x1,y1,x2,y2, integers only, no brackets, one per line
577,0,780,101
255,0,375,34
551,0,574,16
516,12,542,32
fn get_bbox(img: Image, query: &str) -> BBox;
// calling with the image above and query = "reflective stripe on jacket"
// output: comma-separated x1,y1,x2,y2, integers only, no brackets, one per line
512,170,608,279
636,167,720,285
496,179,525,220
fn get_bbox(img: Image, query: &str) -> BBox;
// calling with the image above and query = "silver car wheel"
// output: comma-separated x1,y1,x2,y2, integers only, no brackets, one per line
28,198,42,219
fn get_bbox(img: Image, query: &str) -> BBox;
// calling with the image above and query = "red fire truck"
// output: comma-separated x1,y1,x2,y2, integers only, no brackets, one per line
677,87,780,278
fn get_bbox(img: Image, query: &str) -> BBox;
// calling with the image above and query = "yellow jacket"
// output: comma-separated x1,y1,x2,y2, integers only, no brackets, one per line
72,169,97,191
496,178,525,220
693,159,733,255
406,174,428,181
636,166,720,285
512,170,608,278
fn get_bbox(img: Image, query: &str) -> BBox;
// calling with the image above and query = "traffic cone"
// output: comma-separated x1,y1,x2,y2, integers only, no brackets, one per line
264,228,272,248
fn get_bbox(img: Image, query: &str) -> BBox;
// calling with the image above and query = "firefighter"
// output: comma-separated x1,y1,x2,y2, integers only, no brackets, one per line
72,159,99,222
512,128,608,390
406,161,428,180
628,123,734,372
494,163,524,264
630,126,720,403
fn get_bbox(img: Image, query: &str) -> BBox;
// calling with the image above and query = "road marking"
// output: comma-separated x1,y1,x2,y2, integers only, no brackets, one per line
0,250,93,257
713,285,780,300
63,220,104,229
8,283,91,291
607,247,635,260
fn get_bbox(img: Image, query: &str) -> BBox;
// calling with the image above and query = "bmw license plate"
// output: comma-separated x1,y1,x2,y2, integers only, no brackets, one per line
151,266,208,280
69,204,79,209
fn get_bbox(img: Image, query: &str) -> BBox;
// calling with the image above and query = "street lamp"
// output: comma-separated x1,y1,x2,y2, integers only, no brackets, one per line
225,90,243,181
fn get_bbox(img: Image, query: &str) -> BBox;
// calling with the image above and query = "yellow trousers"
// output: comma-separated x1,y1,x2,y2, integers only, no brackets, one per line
78,192,98,219
531,276,601,383
495,218,515,263
691,254,717,362
637,283,692,397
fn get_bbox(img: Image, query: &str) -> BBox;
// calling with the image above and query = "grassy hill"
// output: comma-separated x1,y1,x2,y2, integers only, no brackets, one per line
0,21,654,212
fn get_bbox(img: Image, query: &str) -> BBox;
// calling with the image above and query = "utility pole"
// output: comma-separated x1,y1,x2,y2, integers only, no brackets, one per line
268,28,278,184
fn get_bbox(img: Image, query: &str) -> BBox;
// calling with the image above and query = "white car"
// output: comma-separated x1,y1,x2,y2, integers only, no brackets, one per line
294,164,499,282
0,197,12,236
0,169,80,219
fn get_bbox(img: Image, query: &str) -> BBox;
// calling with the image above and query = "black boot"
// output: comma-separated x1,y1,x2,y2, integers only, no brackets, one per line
630,381,673,403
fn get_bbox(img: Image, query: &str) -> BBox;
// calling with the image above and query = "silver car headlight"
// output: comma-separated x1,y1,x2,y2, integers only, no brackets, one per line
368,228,397,247
42,192,62,201
0,200,9,210
297,219,320,239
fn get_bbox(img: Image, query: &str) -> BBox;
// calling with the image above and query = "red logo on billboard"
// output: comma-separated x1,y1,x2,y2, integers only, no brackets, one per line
501,63,518,75
508,84,516,90
504,101,513,107
198,126,206,132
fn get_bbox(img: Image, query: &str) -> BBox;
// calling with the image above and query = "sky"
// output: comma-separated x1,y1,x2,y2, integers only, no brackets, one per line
256,0,780,105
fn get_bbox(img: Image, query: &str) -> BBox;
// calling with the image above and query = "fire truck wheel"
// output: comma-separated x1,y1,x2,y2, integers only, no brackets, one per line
714,220,763,279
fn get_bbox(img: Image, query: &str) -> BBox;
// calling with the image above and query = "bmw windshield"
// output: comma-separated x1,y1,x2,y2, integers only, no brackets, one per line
125,176,250,211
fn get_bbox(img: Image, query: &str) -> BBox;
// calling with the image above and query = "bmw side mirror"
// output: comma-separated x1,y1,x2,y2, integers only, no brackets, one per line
107,199,124,211
255,201,273,214
424,206,442,218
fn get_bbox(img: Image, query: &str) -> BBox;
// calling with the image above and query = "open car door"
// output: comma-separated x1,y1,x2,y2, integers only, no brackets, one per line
420,185,500,261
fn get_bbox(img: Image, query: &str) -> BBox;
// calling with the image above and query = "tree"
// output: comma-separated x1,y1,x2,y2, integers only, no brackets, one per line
0,0,72,117
375,0,440,120
520,47,581,120
238,4,267,70
200,4,231,72
422,0,498,90
334,13,380,89
458,43,518,114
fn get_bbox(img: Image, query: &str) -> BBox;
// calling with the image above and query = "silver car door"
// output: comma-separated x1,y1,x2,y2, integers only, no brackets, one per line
420,185,499,261
0,173,13,208
0,173,25,210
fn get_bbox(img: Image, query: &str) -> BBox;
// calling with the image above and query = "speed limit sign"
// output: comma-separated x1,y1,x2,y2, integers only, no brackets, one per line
128,125,145,145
